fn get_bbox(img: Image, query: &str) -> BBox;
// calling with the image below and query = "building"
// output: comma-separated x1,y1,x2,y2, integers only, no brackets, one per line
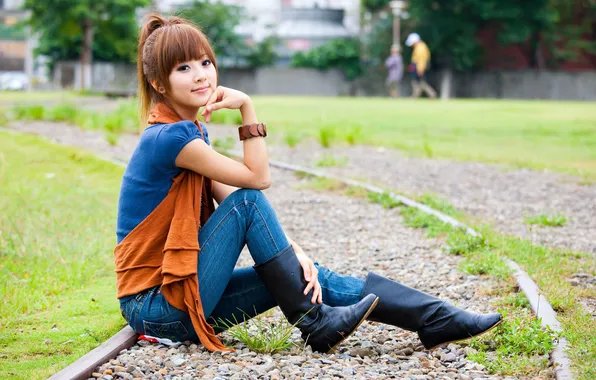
0,0,27,72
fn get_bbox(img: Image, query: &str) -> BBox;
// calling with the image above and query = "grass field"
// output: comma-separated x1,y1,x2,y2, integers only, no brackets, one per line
249,97,596,178
0,132,125,379
3,92,595,178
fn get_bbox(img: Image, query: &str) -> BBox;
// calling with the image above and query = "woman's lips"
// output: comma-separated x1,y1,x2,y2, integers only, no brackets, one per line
192,86,210,94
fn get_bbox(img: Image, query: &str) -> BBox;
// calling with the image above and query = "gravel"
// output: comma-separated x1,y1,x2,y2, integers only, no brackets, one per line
6,121,557,379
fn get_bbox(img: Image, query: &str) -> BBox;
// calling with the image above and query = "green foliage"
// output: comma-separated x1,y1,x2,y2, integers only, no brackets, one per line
315,154,348,167
244,36,280,68
367,192,401,209
180,1,278,68
343,125,362,146
362,0,392,13
0,22,26,40
291,38,363,80
459,250,509,278
525,213,568,227
24,0,149,69
212,136,235,152
214,308,303,354
469,311,557,376
179,0,245,61
207,109,243,125
283,132,302,148
318,125,337,148
447,231,489,255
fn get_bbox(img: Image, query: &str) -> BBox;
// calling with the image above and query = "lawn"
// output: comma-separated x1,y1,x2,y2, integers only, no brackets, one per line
4,93,595,178
0,131,126,379
250,96,596,178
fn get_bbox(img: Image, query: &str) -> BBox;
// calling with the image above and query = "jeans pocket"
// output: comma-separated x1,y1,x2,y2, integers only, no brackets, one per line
143,320,189,341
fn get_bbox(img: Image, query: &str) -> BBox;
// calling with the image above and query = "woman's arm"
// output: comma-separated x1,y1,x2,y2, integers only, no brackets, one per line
175,88,271,190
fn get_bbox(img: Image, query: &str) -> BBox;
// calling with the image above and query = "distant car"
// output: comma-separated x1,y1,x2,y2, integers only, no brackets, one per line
0,72,28,91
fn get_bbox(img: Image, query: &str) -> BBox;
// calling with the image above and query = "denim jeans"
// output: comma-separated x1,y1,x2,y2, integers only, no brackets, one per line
120,189,366,342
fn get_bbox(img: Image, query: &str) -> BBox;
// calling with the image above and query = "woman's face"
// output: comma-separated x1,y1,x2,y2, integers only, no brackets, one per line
166,55,217,110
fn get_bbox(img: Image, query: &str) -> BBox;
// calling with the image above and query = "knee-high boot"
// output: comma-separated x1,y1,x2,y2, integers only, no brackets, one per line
254,246,379,353
360,272,502,349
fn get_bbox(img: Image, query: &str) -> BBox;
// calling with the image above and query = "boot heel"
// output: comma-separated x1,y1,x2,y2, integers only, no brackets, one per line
326,296,379,354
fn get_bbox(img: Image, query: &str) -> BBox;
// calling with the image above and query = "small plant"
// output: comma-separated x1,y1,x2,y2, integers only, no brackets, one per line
105,132,120,146
284,132,302,148
315,153,348,167
214,308,306,354
367,192,401,209
300,177,345,192
525,213,567,227
417,193,459,217
446,231,488,255
208,109,242,125
344,185,368,198
459,250,509,278
344,125,361,145
294,170,315,180
318,125,336,148
48,103,79,123
468,310,557,376
12,105,46,120
212,137,235,152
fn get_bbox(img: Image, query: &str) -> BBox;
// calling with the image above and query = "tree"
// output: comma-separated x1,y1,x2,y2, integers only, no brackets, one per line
178,0,278,68
291,38,363,81
24,0,149,88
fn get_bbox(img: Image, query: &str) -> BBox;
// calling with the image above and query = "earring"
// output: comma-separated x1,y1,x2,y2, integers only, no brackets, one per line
158,87,165,93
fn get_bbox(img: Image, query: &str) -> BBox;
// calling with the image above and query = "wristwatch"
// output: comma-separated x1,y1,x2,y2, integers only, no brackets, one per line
238,123,267,141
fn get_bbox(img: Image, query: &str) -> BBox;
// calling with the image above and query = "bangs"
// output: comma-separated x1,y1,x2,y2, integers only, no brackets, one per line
155,24,216,79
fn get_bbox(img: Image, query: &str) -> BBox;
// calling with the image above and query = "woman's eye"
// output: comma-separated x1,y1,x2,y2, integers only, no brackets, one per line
202,59,212,66
177,65,190,71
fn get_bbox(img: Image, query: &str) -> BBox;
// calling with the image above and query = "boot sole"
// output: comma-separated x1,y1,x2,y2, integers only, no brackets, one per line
424,317,503,351
325,296,380,354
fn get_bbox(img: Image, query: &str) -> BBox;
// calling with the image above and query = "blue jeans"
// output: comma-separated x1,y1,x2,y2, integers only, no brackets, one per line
120,189,366,342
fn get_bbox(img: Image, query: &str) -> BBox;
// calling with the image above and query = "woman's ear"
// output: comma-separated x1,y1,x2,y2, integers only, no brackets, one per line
150,79,165,94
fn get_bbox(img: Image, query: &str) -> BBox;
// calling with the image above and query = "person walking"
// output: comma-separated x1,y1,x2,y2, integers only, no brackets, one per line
385,44,404,97
114,13,502,355
406,33,437,98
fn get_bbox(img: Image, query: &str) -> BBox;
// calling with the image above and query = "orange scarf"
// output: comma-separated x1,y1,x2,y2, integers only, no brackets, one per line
114,102,229,352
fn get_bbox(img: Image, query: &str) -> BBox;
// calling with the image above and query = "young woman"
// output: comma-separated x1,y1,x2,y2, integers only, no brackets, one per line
115,14,501,355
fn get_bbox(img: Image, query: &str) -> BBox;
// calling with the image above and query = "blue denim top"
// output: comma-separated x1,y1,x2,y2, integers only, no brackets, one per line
116,120,210,244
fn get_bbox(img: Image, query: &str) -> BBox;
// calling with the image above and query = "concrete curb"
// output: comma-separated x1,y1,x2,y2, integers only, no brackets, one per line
1,129,571,379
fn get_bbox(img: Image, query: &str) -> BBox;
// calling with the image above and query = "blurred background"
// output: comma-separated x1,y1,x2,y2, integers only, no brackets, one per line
0,0,594,99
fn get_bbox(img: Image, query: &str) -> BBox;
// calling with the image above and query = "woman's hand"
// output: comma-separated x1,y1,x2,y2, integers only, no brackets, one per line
201,86,250,123
293,243,323,305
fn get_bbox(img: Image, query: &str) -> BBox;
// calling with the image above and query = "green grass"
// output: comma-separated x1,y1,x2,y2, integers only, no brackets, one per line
525,213,568,227
213,308,306,354
6,100,139,135
0,131,126,379
249,97,596,178
314,153,348,167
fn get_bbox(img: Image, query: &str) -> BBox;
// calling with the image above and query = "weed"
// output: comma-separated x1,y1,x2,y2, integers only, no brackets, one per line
214,307,305,354
367,192,401,209
212,137,236,152
344,125,361,145
318,125,336,148
284,132,302,148
525,213,567,227
315,153,348,167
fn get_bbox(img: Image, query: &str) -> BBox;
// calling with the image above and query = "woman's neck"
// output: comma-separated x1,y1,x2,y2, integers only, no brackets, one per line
169,102,199,122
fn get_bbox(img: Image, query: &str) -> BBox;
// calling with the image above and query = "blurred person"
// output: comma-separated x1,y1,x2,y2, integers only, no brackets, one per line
385,44,404,97
114,13,502,355
405,33,437,98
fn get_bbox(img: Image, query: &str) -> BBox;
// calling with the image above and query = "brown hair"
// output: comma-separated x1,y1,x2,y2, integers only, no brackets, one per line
137,13,217,129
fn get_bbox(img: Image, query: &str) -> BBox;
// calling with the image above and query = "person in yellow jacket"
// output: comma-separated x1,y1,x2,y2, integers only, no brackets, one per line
405,33,437,98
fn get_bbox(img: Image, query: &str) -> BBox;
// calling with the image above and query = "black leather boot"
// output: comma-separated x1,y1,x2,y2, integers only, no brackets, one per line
361,272,502,349
254,246,379,353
